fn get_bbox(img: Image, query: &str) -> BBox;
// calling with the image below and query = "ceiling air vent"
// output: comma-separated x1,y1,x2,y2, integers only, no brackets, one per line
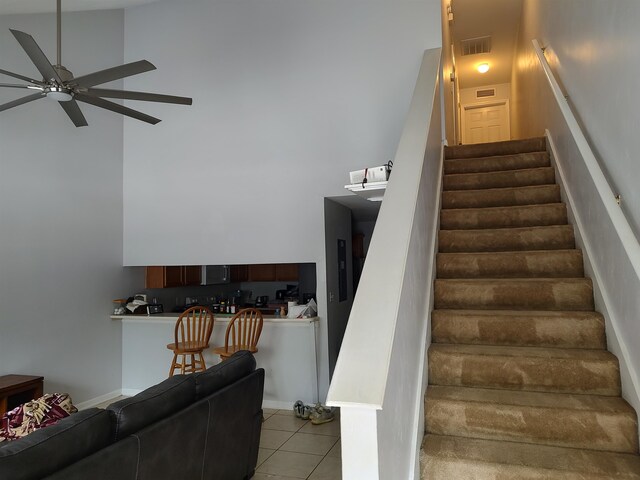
476,88,496,98
461,36,492,56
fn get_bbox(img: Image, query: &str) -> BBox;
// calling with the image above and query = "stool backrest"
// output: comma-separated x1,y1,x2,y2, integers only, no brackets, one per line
224,308,263,352
175,306,214,347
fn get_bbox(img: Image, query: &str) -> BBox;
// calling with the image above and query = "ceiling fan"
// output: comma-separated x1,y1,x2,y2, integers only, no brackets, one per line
0,0,192,127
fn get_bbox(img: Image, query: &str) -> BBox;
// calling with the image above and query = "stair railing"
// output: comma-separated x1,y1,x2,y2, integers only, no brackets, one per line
326,47,443,480
531,38,640,412
532,39,640,273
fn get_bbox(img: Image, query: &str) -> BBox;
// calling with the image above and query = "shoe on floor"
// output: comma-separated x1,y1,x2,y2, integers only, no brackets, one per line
293,400,314,420
310,405,335,425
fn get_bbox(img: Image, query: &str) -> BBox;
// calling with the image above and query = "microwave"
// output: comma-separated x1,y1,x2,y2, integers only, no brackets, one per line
201,265,230,285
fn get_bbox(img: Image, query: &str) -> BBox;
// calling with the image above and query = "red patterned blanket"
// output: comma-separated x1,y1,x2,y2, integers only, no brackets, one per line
0,393,77,443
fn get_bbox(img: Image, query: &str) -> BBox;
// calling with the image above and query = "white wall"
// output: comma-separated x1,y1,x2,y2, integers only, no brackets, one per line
122,0,442,400
511,0,640,417
511,0,640,235
0,10,142,404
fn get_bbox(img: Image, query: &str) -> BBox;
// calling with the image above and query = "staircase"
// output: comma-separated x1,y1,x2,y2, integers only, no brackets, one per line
420,138,640,479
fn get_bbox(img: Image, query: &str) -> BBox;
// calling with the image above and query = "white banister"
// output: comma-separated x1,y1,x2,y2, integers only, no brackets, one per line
327,47,443,479
532,39,640,276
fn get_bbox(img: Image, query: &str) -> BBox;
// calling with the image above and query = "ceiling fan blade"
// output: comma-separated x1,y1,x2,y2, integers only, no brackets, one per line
9,30,61,83
72,60,156,88
59,99,88,127
75,93,161,125
0,83,40,90
85,88,192,105
0,68,45,86
0,92,44,112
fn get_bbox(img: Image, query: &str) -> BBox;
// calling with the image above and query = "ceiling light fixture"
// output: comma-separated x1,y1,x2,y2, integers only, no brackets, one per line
477,63,490,74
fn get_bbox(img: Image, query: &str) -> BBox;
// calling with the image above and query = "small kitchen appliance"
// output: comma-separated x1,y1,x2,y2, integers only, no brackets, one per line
255,296,268,308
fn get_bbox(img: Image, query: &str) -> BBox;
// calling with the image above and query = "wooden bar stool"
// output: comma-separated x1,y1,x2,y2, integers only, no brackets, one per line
213,308,263,361
167,306,214,376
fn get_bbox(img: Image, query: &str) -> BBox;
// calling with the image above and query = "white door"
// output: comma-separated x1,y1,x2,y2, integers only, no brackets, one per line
462,101,510,144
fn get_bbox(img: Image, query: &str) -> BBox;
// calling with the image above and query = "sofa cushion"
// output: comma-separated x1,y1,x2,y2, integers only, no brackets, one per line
194,350,257,399
0,408,112,480
107,374,196,441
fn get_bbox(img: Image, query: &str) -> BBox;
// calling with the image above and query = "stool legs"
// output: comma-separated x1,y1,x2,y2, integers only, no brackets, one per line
168,351,208,377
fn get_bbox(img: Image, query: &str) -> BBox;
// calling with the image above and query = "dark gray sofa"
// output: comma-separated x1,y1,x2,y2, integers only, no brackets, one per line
0,351,264,480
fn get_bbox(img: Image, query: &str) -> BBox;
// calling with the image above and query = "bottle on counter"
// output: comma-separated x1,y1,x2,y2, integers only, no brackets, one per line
280,306,286,317
230,304,236,314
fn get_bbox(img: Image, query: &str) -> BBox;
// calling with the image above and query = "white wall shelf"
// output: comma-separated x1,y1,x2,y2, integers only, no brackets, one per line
344,181,388,202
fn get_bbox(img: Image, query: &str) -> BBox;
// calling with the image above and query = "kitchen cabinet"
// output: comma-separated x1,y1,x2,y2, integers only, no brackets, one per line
145,266,202,288
248,264,277,282
275,263,299,281
230,265,249,282
245,263,299,282
183,266,202,286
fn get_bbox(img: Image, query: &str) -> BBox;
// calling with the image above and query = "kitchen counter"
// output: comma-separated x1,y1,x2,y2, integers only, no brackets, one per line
112,313,319,409
111,313,317,325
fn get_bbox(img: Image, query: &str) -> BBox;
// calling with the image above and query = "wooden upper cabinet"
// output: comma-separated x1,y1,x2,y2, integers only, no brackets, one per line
247,264,277,282
164,266,183,288
183,266,202,286
230,265,249,282
244,263,299,282
275,263,299,281
145,266,201,288
146,263,299,287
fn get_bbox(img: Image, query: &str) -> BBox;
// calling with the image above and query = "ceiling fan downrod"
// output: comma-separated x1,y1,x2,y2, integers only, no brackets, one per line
56,0,62,67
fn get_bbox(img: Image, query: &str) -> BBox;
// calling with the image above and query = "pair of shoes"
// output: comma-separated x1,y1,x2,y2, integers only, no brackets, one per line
310,404,335,425
293,400,313,420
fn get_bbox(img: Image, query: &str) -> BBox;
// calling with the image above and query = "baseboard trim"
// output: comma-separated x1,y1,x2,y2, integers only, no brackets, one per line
262,400,295,410
76,389,124,410
546,130,640,416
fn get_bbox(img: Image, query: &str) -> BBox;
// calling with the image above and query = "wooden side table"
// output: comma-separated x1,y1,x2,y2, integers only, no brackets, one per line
0,375,44,416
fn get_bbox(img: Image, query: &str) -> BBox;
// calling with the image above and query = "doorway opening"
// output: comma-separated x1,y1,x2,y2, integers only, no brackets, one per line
323,195,380,378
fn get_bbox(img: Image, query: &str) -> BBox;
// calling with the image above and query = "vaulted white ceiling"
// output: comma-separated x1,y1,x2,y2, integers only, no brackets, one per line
450,0,523,89
0,0,159,15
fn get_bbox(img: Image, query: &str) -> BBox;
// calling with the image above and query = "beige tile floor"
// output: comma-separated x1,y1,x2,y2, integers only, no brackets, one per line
93,397,341,479
256,408,342,480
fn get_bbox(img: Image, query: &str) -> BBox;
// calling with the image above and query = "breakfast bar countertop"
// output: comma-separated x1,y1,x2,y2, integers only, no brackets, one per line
111,312,318,325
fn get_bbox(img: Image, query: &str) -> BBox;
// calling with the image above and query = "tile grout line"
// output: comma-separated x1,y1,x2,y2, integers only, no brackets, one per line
259,409,341,479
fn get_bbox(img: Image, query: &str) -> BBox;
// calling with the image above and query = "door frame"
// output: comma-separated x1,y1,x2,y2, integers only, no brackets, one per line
460,99,511,145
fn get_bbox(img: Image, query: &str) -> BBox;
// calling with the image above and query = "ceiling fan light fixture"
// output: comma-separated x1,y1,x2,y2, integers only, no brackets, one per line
45,86,73,101
477,63,490,74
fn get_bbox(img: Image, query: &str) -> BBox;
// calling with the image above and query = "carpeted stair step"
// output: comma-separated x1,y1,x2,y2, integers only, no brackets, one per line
444,167,555,191
444,152,550,174
439,225,575,253
428,344,620,395
431,310,605,348
436,250,584,278
445,137,546,160
442,184,560,209
434,278,594,311
420,434,640,480
425,386,638,453
440,203,567,230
